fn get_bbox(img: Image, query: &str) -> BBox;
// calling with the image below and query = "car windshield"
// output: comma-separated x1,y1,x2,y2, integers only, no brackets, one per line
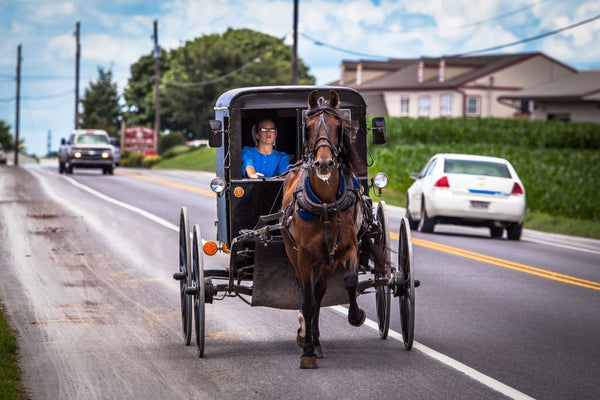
75,134,109,145
444,159,511,178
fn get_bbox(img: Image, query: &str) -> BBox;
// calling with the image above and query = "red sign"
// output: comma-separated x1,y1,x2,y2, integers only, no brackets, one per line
123,126,155,153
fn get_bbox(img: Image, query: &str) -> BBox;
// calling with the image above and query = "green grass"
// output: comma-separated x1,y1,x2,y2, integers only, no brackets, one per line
153,146,216,171
0,304,22,400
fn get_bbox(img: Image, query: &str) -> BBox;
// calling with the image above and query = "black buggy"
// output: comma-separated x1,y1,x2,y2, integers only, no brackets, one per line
173,86,417,358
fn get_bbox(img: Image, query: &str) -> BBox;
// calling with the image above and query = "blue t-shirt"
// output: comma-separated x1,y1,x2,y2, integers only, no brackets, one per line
241,146,290,178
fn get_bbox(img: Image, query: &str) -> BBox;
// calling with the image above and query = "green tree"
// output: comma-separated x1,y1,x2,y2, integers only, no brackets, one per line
0,120,14,149
79,67,121,136
124,28,315,139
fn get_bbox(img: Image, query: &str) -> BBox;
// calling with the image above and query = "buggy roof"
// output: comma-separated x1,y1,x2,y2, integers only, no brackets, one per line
214,85,367,111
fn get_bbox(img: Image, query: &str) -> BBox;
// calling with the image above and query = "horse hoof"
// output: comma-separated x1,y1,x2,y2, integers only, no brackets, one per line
314,345,324,359
349,309,366,327
300,356,318,369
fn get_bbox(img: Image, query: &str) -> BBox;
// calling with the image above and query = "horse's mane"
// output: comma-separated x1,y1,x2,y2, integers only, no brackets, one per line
340,118,363,176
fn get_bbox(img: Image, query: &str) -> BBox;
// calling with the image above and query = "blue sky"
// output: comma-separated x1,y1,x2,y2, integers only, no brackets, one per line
1,0,599,156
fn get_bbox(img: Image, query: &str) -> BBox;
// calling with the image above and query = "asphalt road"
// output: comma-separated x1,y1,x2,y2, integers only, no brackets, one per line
1,163,599,400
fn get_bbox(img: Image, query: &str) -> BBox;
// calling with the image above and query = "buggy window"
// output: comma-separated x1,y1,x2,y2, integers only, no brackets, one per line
444,160,511,178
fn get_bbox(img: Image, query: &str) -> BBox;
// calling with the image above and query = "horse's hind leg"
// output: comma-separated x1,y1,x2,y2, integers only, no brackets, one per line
343,263,366,327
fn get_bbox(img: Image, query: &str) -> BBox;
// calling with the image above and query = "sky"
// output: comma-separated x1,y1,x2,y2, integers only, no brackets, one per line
1,0,599,157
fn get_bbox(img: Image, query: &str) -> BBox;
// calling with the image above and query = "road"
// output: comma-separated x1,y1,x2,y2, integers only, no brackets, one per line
1,163,599,400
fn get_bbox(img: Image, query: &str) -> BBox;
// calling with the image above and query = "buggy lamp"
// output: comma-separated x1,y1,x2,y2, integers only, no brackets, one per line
373,172,389,189
210,177,226,194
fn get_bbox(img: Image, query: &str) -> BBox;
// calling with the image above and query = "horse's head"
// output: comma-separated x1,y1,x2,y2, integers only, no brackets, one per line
305,90,345,180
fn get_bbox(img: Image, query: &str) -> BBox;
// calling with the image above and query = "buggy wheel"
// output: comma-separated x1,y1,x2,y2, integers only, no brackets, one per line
192,225,206,358
179,207,192,345
397,217,415,350
374,202,391,339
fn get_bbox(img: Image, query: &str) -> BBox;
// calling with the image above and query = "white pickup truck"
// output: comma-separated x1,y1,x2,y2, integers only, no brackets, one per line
58,129,115,174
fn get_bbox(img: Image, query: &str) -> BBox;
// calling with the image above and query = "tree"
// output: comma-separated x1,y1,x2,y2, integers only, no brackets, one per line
79,67,121,136
0,120,14,149
124,28,316,139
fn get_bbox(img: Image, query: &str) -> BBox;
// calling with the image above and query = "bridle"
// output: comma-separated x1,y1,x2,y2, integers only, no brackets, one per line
304,106,344,170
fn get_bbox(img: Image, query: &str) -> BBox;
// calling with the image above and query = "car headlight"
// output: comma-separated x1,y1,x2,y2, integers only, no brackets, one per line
101,151,111,159
372,172,389,189
73,151,82,158
210,177,226,194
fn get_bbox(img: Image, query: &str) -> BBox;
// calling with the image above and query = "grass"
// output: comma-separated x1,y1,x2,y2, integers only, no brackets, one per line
153,146,216,171
0,304,22,400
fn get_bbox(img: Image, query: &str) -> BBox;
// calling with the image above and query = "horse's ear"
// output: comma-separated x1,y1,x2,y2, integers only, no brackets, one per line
308,90,319,109
329,90,339,109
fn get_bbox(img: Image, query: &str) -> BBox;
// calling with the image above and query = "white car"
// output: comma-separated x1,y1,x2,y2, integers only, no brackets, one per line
406,153,526,240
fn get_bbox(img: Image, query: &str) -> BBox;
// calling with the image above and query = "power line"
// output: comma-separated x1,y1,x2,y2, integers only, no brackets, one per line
0,90,73,103
164,57,262,87
453,14,600,56
300,13,600,60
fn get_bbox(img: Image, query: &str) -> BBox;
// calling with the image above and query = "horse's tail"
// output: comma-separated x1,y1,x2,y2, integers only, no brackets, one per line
363,236,390,276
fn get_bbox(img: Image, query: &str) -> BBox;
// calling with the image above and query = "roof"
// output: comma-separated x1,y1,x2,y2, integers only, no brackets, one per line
341,52,577,91
498,70,600,101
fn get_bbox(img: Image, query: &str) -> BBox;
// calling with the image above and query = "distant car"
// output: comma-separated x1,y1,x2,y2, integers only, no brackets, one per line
58,129,114,175
406,153,526,240
0,144,6,164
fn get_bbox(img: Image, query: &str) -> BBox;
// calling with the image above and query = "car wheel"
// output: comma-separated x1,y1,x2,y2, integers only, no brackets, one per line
490,227,503,238
418,199,435,233
405,200,419,230
108,166,114,175
507,224,522,241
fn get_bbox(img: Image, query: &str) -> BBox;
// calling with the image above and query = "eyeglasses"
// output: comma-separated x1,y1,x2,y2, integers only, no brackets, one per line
259,128,277,133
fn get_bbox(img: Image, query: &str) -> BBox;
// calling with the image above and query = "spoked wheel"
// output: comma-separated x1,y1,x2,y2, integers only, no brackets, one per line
396,217,415,350
192,225,206,358
178,207,192,345
374,202,392,339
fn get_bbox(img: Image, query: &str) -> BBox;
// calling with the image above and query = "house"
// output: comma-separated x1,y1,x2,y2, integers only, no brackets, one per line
336,52,578,119
498,70,600,123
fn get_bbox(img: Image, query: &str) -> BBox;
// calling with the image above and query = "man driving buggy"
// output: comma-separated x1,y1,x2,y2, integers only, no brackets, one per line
242,119,290,178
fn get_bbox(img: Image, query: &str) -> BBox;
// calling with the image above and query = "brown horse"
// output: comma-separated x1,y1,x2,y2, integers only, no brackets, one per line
281,90,386,369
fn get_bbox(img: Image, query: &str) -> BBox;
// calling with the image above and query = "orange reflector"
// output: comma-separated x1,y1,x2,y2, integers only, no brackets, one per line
221,244,230,254
203,241,218,256
233,186,244,197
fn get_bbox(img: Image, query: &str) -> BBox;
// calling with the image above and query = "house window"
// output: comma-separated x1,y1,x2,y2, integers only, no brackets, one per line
466,96,480,116
418,96,430,117
400,96,409,116
441,95,453,116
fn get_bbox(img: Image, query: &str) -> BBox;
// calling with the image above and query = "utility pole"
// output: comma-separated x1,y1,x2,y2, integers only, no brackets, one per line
14,44,21,167
292,0,298,85
74,21,80,129
152,20,160,153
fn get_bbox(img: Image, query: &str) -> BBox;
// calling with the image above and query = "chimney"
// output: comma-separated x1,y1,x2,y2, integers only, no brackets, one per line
356,62,363,86
418,60,424,83
438,59,445,83
340,64,345,86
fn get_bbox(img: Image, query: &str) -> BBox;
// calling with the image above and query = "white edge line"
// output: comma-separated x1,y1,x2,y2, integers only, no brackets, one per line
331,305,535,400
62,172,534,399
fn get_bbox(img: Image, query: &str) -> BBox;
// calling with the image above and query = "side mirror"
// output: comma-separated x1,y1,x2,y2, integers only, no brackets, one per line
208,119,223,148
371,117,386,145
60,138,66,145
409,172,420,180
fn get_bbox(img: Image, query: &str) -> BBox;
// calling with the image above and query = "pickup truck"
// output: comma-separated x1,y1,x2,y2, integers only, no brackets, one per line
58,129,115,174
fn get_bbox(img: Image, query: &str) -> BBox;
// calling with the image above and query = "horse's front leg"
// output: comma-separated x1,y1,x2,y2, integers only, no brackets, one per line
343,258,366,327
311,262,331,359
298,262,319,369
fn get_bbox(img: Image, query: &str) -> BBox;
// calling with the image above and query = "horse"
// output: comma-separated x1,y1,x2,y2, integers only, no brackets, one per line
281,90,387,369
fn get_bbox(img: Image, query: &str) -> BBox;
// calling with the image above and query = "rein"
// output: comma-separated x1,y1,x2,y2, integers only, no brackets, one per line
304,106,344,168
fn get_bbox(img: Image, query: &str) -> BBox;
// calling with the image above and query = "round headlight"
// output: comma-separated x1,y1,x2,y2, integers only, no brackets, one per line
210,177,226,194
373,172,389,189
74,151,82,158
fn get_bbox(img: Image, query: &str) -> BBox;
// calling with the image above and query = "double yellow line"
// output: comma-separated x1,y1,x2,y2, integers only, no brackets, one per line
390,232,600,291
116,170,216,197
